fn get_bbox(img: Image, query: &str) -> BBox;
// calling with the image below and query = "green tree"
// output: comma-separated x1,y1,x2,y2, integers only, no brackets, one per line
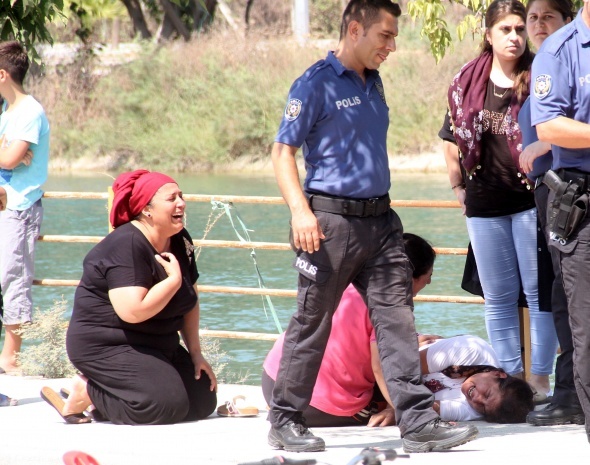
67,0,126,44
123,0,218,41
0,0,65,58
407,0,585,63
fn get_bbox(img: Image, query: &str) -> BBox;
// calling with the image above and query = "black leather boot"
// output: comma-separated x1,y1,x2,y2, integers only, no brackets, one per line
526,403,585,426
268,420,325,452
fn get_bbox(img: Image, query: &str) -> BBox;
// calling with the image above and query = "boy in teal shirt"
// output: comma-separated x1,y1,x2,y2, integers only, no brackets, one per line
0,41,50,373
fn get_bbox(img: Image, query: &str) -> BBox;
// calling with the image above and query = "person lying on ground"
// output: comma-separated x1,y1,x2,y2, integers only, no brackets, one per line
262,233,534,427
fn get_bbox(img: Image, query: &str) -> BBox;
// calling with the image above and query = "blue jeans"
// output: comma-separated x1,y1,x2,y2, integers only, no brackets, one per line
466,208,558,376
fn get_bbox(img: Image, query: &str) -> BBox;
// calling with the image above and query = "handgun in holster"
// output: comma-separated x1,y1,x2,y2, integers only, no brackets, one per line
543,169,589,241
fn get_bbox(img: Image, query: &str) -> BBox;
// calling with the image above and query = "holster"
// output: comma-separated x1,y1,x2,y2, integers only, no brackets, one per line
543,169,589,241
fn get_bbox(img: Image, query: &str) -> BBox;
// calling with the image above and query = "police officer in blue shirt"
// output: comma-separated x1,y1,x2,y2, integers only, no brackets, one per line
268,0,478,454
531,0,590,443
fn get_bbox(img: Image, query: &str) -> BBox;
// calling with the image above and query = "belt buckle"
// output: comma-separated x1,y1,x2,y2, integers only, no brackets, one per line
364,198,377,217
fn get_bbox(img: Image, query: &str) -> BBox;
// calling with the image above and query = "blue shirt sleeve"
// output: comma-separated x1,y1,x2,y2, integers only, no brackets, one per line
531,51,572,127
275,77,323,149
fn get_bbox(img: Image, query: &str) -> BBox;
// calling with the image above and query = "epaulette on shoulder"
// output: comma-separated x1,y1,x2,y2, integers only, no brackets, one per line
300,59,331,83
540,21,577,56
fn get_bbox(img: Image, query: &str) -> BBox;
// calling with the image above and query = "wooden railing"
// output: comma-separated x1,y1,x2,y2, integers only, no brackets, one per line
35,191,532,374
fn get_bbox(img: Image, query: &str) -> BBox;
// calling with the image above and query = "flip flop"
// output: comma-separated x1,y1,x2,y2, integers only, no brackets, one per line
40,387,92,424
63,451,101,465
217,395,259,417
60,387,107,422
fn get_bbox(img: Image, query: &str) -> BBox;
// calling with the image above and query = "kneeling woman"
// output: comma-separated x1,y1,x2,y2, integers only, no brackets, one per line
42,170,217,425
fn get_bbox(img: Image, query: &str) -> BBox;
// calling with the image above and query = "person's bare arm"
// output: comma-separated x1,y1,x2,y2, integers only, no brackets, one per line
108,252,181,323
367,341,396,427
0,137,31,170
443,140,466,215
181,284,217,392
519,141,551,174
536,116,590,149
271,142,324,252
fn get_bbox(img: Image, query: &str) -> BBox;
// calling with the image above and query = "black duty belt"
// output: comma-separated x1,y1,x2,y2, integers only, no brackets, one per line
557,168,590,191
308,194,391,217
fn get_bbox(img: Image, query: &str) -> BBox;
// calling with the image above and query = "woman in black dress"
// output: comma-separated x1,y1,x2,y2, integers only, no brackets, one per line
41,170,217,425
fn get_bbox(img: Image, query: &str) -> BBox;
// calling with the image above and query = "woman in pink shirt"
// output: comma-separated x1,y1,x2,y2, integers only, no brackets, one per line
262,233,435,427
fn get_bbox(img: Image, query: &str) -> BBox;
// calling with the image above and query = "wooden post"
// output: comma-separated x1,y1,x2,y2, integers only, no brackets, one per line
519,306,531,379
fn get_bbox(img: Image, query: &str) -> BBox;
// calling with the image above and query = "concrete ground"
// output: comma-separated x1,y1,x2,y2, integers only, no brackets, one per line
0,374,587,465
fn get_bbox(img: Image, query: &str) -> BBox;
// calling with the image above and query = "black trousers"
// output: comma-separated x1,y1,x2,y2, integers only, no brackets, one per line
535,184,580,407
269,209,437,436
72,344,217,425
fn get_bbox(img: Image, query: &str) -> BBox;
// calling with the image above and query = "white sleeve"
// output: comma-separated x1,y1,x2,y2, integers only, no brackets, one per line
426,335,499,373
439,398,483,422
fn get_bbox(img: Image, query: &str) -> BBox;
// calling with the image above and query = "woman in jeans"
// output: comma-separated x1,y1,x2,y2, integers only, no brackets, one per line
441,0,558,401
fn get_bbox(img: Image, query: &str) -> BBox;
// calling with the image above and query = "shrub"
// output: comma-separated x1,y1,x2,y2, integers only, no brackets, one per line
16,298,77,379
17,298,247,382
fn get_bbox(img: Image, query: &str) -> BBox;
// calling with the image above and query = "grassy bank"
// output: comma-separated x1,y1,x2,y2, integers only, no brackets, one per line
29,16,477,173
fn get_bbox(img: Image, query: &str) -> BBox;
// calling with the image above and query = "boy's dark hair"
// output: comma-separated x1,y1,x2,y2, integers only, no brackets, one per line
403,233,436,279
340,0,402,41
0,41,30,86
484,375,534,423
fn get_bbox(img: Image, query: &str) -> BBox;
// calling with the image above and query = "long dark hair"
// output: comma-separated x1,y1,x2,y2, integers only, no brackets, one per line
481,0,534,103
485,375,534,423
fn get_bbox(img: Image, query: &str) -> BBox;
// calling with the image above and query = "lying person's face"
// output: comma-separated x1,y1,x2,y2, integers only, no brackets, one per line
461,370,508,416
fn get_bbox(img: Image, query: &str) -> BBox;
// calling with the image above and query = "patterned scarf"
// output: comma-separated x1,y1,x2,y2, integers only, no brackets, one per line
424,365,500,394
447,51,527,181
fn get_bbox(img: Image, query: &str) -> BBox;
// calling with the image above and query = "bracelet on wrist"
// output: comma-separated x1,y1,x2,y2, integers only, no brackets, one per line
451,183,466,190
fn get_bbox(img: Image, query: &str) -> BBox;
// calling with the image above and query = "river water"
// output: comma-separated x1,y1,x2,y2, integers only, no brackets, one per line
19,172,484,385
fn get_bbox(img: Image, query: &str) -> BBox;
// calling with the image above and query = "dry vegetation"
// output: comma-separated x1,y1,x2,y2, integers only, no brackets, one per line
26,8,477,173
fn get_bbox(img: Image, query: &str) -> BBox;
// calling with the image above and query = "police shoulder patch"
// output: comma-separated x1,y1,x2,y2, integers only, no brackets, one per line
534,74,552,100
285,98,303,121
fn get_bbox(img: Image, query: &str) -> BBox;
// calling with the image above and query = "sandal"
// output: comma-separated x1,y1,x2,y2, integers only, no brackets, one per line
60,388,107,422
40,387,92,424
216,395,259,417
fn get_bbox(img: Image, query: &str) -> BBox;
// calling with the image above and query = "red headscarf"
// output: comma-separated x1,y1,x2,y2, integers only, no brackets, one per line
110,170,177,228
